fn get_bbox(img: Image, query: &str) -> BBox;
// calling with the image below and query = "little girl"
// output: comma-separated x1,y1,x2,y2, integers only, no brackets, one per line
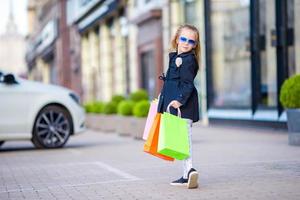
157,24,200,189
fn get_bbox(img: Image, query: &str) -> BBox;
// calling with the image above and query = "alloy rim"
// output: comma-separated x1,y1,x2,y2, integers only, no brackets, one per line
36,110,70,147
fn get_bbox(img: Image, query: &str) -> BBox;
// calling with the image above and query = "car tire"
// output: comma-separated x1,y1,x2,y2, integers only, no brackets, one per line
32,105,73,149
0,141,5,147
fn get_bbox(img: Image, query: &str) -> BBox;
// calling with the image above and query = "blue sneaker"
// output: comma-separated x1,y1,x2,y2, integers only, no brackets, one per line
170,177,188,186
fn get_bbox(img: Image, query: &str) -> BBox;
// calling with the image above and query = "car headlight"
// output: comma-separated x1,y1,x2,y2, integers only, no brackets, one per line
69,93,81,105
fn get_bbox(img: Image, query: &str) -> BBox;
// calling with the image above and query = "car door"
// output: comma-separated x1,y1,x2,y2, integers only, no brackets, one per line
0,80,32,135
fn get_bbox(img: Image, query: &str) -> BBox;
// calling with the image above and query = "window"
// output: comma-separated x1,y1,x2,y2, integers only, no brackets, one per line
184,0,197,25
209,0,251,108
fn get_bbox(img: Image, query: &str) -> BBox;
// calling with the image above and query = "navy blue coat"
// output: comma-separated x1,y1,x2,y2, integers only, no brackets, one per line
157,51,200,122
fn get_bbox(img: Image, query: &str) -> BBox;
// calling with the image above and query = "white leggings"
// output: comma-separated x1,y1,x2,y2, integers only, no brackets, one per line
183,118,193,179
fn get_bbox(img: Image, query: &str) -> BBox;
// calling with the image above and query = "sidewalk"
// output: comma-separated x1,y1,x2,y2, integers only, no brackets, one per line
0,124,299,200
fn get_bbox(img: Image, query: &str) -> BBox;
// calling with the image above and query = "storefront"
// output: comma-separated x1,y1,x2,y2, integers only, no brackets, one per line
204,0,300,122
26,19,58,84
69,0,128,102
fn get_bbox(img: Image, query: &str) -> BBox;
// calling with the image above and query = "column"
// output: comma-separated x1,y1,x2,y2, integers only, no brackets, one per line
99,22,113,101
113,17,126,95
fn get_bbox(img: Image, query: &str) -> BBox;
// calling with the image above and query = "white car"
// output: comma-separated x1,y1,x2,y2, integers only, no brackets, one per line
0,72,86,148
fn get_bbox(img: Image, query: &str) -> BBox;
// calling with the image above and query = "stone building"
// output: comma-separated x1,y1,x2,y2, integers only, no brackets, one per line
26,0,82,96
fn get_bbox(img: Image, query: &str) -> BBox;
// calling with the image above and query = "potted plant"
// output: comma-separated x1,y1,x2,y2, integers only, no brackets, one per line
280,74,300,146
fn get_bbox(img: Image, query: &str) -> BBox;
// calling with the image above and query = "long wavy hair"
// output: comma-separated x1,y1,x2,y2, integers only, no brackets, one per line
170,24,201,65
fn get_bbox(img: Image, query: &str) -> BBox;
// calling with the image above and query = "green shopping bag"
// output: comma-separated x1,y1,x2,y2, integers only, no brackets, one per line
157,106,190,160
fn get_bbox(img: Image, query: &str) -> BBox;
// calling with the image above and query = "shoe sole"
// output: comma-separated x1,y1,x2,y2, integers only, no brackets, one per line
187,172,198,189
170,182,187,186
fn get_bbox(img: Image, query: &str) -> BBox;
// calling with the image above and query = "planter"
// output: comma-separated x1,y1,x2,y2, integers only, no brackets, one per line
116,116,134,136
131,117,147,140
101,114,118,133
86,114,105,130
86,114,147,139
287,109,300,146
86,114,118,132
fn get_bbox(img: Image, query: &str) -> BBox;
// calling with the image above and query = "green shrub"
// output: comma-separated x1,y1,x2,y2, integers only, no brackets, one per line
280,74,300,109
133,100,150,117
117,100,135,116
93,101,105,113
84,101,104,113
103,101,118,114
130,89,149,102
111,95,125,105
84,102,94,113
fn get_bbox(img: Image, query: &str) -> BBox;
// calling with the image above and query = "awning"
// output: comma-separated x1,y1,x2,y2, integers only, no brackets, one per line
76,0,119,33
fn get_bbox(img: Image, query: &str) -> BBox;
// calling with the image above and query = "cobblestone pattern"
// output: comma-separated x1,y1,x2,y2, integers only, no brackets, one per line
1,125,300,200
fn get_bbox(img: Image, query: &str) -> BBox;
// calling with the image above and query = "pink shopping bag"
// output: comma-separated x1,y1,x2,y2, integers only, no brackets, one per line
142,100,158,140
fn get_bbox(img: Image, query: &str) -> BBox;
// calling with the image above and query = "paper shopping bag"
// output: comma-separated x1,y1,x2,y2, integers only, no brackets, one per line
158,112,190,160
142,100,158,140
143,113,174,161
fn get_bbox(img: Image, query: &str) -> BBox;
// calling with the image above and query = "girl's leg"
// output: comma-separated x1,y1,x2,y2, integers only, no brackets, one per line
183,119,193,179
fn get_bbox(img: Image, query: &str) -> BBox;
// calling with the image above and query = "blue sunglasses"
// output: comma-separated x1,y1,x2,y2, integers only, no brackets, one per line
179,36,196,45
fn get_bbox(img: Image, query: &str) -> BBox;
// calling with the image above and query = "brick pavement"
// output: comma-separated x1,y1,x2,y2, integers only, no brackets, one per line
0,124,300,200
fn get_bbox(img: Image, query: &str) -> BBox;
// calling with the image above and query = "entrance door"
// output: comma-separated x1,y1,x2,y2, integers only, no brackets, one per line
275,0,299,118
252,0,298,119
251,0,278,120
205,0,299,121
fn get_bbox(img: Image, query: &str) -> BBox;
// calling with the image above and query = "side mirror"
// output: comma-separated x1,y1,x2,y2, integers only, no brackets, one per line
3,74,18,85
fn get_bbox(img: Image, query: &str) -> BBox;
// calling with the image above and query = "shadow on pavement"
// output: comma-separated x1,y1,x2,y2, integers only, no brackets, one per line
0,141,103,152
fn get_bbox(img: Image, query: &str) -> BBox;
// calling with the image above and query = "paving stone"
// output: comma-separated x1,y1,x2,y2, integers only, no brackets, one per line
0,125,299,199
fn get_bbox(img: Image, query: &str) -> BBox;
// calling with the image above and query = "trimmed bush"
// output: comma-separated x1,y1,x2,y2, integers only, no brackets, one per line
133,100,150,118
117,100,135,116
112,95,125,105
84,102,94,113
130,89,149,102
103,101,118,115
83,101,104,113
280,74,300,109
93,101,105,113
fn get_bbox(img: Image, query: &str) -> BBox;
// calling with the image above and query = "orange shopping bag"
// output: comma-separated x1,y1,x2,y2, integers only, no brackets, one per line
143,113,174,161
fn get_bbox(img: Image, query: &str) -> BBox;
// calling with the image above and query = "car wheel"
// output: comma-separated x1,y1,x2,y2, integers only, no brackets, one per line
0,141,4,147
32,105,72,148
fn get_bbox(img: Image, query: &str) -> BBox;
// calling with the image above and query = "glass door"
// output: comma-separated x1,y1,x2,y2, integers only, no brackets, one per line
253,0,298,119
251,0,278,120
274,0,299,118
205,0,299,120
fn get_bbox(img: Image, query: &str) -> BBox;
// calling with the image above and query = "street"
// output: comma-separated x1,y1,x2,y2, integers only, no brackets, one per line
1,124,300,200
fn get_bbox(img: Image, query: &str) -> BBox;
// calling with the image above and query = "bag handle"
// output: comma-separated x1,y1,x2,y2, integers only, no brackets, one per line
166,103,182,118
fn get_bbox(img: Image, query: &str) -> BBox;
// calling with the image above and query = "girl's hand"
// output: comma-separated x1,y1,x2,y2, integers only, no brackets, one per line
169,100,182,109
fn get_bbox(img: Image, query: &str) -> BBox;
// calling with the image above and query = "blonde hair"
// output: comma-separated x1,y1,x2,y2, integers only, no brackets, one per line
170,24,201,65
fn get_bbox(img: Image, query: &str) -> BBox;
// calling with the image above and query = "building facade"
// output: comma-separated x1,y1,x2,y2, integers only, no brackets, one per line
26,0,82,96
203,0,300,123
25,0,300,124
128,0,300,123
67,0,129,102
